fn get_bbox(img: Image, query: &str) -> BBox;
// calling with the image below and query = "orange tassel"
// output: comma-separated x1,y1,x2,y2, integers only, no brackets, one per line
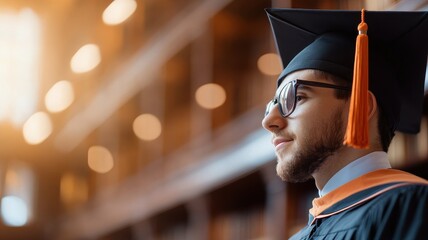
344,9,369,149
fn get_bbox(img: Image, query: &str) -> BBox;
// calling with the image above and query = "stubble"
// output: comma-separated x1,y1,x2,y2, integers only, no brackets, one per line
276,108,345,182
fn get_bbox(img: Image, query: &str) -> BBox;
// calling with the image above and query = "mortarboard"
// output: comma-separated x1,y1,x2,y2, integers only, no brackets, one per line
266,8,428,148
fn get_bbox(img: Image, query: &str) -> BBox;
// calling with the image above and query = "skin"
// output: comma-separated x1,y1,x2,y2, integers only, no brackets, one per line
262,69,382,191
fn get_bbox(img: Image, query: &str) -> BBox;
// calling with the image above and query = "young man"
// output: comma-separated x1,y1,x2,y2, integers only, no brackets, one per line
262,9,428,239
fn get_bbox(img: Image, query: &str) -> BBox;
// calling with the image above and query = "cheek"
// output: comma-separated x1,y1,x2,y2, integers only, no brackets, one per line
294,119,320,145
293,99,327,119
292,104,339,140
294,102,325,123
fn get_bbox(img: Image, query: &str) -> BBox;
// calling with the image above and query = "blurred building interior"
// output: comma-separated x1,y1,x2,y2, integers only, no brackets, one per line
0,0,427,239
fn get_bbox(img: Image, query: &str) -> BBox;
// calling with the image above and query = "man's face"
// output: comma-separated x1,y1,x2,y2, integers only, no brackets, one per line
262,70,349,182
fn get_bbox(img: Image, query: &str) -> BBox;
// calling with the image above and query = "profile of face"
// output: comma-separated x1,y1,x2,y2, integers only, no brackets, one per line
262,70,349,182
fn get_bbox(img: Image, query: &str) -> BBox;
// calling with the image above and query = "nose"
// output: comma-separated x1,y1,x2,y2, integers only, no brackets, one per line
262,104,286,132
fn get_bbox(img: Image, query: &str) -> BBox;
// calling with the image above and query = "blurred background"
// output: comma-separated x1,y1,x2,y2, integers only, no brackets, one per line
0,0,427,239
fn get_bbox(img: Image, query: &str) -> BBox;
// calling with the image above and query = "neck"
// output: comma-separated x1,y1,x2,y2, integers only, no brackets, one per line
312,146,379,191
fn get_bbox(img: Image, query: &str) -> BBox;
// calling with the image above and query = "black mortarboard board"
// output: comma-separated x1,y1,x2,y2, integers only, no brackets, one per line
266,8,428,136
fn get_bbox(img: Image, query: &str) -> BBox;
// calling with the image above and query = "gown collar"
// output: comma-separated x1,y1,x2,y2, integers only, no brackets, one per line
319,151,391,197
310,168,428,218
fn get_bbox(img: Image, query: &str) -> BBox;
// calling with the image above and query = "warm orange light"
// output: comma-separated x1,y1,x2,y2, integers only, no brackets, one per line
0,8,40,126
45,80,75,113
70,44,101,73
257,53,282,76
102,0,137,25
88,146,114,173
195,83,226,109
60,172,88,206
133,114,162,141
22,112,53,145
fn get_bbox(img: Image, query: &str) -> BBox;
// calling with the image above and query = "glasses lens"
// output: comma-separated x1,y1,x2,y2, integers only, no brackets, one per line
265,101,274,116
279,82,295,116
265,81,297,117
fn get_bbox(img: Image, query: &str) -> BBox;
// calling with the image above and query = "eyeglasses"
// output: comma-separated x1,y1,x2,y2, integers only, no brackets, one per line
265,79,351,118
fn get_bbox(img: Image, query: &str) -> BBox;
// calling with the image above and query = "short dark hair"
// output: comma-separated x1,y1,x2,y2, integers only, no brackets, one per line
376,105,395,152
312,70,395,151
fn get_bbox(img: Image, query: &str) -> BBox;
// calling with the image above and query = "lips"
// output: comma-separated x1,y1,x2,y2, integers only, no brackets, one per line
272,136,293,150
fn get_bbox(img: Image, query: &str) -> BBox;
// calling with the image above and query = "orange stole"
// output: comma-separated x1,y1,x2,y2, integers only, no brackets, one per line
310,169,428,217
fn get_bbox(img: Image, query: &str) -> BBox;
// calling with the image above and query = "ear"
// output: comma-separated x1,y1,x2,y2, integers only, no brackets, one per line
368,91,377,120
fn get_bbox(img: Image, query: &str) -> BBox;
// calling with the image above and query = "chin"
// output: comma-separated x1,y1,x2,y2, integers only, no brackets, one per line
274,145,316,183
275,155,294,181
276,142,297,163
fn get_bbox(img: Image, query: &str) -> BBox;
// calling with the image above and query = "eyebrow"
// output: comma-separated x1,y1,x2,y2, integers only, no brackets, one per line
297,84,315,92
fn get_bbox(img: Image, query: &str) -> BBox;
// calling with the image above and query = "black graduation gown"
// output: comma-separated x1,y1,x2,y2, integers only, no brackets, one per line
290,169,428,240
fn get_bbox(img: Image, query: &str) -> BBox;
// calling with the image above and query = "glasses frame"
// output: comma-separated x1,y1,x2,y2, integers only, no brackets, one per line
265,79,351,118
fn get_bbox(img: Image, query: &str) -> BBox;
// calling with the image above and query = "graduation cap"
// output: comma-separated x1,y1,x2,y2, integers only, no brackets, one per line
266,8,428,148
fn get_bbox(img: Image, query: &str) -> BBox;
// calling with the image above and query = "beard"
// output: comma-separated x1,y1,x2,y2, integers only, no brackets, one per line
276,108,345,182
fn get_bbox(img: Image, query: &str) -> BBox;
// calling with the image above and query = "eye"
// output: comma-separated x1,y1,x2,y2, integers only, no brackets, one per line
296,95,305,102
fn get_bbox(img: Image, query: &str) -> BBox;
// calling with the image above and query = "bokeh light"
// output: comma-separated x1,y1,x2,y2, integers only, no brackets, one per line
102,0,137,25
0,8,40,126
1,196,29,227
70,44,101,73
133,114,162,141
45,80,75,113
195,83,226,109
257,53,282,76
88,146,114,173
22,112,52,145
60,172,88,206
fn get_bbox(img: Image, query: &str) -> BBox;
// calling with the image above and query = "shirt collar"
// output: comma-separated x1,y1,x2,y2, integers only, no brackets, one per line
319,151,391,197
